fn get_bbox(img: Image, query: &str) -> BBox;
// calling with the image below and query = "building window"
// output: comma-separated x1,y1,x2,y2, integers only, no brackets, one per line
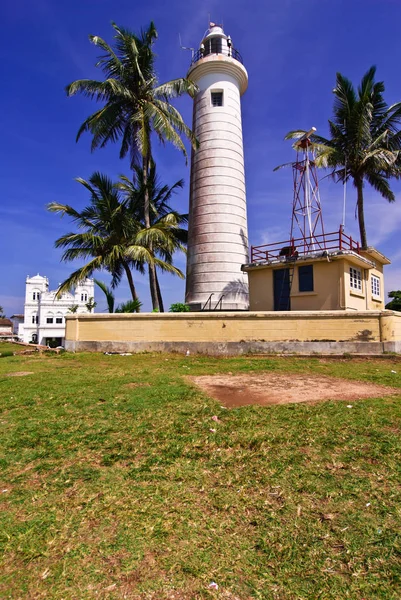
32,315,38,324
56,317,63,324
211,91,223,107
298,265,314,292
32,292,40,301
204,37,222,56
371,275,381,298
46,317,53,324
81,293,88,302
350,267,362,291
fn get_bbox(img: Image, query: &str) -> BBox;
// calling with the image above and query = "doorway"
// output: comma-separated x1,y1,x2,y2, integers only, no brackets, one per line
273,268,291,311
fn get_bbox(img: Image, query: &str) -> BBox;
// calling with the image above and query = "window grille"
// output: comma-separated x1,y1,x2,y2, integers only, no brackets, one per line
46,317,53,324
350,267,362,291
211,91,223,107
371,275,380,297
56,317,63,324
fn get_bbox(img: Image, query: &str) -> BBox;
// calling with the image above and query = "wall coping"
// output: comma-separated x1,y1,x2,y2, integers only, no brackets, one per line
65,310,400,322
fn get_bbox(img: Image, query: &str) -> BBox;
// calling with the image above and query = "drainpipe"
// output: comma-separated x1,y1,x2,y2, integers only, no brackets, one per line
339,264,347,309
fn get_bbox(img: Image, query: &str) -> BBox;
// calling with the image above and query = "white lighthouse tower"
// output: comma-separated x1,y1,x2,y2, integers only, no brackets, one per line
185,24,249,310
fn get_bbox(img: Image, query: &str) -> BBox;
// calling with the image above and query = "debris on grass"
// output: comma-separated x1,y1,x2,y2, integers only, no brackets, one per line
5,371,33,377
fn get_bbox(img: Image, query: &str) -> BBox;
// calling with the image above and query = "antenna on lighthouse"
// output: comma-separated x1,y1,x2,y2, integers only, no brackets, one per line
178,34,195,59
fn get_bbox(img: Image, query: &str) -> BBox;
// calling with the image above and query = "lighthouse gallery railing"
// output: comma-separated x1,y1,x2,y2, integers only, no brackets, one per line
191,47,243,66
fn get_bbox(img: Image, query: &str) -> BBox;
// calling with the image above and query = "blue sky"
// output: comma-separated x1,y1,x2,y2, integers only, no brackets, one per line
2,0,401,314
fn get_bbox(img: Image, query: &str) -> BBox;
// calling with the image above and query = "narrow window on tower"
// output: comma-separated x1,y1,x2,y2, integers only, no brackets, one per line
211,91,223,107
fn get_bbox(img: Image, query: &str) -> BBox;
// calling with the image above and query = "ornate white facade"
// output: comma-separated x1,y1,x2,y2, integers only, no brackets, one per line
19,274,94,346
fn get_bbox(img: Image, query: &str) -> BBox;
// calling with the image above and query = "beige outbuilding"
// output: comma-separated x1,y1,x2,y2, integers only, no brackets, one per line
243,235,390,312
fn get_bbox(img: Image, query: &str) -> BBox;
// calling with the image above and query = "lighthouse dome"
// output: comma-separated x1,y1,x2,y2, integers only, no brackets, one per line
190,22,244,68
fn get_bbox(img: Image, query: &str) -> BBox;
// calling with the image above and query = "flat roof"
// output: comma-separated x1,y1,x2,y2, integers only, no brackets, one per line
242,249,376,272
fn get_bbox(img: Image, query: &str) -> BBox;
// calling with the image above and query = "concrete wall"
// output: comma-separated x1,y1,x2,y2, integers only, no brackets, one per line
65,310,401,355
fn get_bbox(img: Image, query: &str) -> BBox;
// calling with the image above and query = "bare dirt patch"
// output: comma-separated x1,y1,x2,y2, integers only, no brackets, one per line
5,371,34,377
189,373,398,407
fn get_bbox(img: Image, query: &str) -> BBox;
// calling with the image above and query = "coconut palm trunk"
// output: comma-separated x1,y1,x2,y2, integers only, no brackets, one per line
356,179,368,249
122,260,139,301
143,154,160,310
155,270,164,312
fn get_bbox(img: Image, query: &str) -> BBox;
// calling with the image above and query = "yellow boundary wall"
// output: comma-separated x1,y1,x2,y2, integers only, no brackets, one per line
65,310,401,355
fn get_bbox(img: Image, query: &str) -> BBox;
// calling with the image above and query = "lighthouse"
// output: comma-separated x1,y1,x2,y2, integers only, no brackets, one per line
185,24,249,310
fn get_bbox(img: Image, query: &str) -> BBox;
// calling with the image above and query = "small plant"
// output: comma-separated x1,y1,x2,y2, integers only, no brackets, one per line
68,304,79,313
169,303,190,313
152,308,160,313
85,297,97,312
115,299,142,313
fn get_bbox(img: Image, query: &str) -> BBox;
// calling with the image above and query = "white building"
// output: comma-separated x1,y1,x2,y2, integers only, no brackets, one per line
185,23,249,310
19,274,95,346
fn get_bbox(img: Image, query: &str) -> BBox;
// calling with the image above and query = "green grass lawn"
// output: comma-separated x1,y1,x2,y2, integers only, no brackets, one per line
0,348,400,599
0,341,21,355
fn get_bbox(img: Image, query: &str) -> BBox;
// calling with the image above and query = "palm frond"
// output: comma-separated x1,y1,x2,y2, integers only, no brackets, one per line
94,279,115,312
365,172,395,202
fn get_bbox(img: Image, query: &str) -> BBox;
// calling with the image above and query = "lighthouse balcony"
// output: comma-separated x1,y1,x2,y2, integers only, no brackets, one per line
191,46,243,66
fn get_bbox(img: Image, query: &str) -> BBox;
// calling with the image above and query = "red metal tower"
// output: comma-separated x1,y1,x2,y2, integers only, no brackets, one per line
290,128,326,254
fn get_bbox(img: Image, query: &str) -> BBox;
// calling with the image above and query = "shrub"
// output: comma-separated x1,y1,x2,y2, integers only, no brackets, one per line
169,303,190,313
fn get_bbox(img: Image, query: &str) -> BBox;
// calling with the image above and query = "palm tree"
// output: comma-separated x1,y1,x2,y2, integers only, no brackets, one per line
118,163,188,311
285,67,401,248
85,297,97,312
66,22,198,308
94,280,143,313
94,279,116,313
48,172,184,299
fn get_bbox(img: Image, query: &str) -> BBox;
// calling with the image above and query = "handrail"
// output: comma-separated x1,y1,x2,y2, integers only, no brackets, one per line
202,293,214,311
250,230,361,264
214,295,225,310
191,47,243,66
